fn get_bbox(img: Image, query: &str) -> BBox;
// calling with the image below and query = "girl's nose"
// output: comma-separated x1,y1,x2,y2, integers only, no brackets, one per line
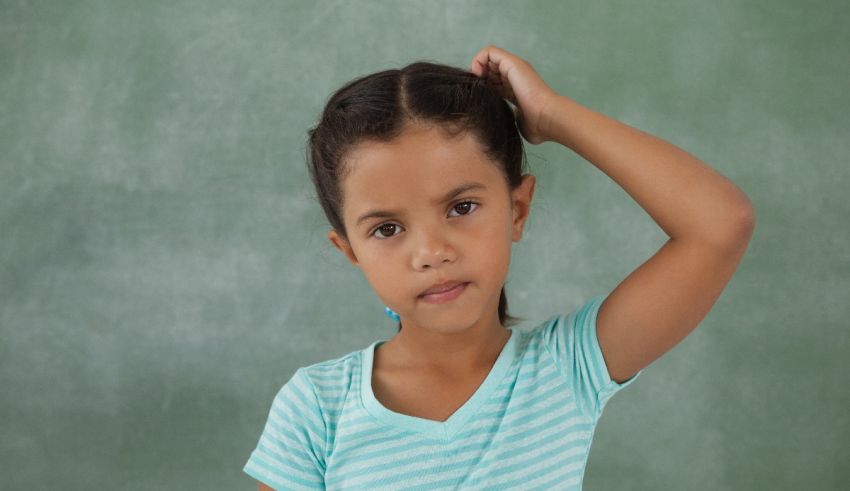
411,227,456,271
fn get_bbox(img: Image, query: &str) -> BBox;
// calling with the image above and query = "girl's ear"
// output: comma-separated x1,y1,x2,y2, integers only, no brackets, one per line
328,230,360,266
511,174,536,242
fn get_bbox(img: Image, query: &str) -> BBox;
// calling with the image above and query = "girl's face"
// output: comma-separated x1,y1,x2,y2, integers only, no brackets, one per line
328,123,535,335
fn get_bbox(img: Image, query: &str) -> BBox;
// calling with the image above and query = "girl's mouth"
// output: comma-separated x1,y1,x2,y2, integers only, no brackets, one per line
418,282,469,304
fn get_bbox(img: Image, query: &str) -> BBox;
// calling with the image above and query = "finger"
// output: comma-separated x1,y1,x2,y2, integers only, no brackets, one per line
484,58,516,102
470,44,509,77
488,68,502,85
470,56,487,77
470,48,495,77
473,44,509,66
470,47,489,75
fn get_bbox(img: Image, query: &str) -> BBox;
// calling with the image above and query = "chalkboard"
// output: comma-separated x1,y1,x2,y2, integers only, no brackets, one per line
2,1,847,489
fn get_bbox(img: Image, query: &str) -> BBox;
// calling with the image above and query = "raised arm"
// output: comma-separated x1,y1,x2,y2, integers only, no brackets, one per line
471,43,755,384
540,94,755,382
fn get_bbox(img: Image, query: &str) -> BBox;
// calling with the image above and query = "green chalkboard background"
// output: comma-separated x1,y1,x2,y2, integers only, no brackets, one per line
2,1,847,489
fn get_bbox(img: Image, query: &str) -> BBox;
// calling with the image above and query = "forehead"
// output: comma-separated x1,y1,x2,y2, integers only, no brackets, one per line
341,125,504,207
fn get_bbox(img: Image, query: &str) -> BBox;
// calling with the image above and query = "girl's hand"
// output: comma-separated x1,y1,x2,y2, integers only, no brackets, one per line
469,45,559,145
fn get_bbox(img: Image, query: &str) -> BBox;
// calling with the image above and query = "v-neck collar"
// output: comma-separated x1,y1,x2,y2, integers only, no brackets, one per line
360,328,519,441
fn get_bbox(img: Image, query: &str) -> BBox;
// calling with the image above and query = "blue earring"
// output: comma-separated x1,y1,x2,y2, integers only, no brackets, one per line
384,306,400,322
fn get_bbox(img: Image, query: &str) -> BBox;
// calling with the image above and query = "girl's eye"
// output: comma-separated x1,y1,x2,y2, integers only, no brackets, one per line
449,200,478,217
369,200,479,240
371,223,402,239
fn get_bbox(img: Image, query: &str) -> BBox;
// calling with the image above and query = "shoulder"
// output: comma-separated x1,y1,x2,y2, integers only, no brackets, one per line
281,343,369,409
299,343,366,384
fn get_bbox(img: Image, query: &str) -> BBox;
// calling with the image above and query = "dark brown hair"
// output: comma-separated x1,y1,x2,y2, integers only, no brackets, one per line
306,60,527,331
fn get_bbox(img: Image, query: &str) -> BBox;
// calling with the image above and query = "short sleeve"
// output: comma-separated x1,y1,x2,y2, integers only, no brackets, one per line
243,367,327,490
540,293,642,422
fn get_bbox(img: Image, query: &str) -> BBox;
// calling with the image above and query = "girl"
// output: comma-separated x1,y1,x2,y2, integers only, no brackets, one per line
244,45,755,490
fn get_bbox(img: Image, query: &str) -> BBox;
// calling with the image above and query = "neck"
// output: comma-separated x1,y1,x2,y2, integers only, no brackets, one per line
389,307,510,375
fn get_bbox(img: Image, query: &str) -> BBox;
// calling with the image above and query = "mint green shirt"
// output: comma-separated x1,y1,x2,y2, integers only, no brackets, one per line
244,293,642,490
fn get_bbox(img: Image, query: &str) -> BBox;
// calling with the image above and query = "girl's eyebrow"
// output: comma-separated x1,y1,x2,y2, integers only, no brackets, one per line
355,181,487,227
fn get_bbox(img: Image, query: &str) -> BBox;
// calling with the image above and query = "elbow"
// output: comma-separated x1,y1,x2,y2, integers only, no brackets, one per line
720,200,756,250
697,196,755,251
736,196,756,235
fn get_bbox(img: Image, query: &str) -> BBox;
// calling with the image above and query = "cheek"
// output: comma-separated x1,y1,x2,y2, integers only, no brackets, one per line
357,248,409,296
469,219,513,269
360,255,397,285
482,237,512,271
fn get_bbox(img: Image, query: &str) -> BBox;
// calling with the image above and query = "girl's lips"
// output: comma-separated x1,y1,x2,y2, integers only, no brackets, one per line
418,282,469,304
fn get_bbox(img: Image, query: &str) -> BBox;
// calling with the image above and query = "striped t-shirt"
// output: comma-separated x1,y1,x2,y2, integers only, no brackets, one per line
244,293,642,490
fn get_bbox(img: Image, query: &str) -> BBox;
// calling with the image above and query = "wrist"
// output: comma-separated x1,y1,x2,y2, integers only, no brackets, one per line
538,93,567,144
540,94,586,147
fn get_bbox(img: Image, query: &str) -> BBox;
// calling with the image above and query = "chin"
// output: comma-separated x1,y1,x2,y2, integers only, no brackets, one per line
417,320,475,335
416,307,481,333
